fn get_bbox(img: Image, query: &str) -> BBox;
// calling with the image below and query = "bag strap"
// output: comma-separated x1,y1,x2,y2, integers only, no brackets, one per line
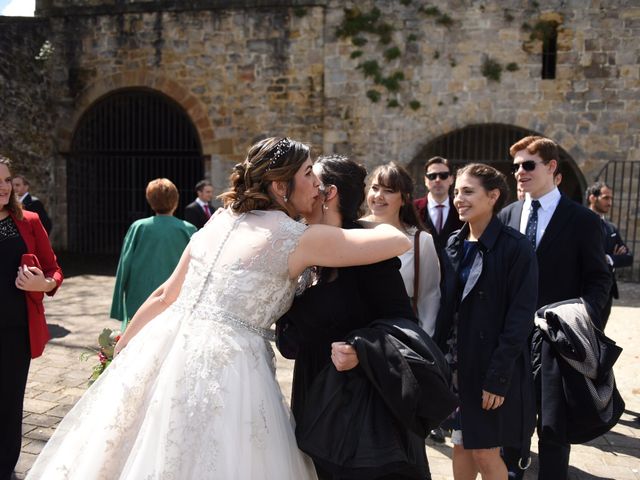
413,230,420,315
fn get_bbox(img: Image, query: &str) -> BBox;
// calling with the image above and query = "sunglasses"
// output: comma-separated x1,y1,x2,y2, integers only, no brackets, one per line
425,172,450,181
511,160,543,174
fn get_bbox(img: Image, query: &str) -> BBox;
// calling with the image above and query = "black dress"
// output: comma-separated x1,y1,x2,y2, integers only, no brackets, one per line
0,215,30,480
277,222,429,480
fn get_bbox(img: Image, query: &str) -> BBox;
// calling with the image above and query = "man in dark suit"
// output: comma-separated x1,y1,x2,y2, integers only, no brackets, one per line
414,156,463,252
586,181,633,329
11,175,52,234
498,136,611,480
184,179,215,229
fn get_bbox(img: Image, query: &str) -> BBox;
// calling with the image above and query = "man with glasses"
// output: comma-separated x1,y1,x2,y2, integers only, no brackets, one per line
498,136,611,480
586,181,633,329
414,156,463,252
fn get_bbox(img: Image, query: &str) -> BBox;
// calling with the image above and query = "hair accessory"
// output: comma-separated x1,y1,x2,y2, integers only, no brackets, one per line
265,138,292,171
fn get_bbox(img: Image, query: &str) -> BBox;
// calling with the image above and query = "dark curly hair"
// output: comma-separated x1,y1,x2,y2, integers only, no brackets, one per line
314,155,367,223
219,137,311,215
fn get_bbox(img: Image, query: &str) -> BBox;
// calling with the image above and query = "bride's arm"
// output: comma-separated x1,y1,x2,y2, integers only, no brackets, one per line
114,246,191,355
288,223,410,278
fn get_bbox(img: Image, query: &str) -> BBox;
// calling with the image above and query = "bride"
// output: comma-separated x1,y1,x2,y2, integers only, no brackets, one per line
26,137,410,480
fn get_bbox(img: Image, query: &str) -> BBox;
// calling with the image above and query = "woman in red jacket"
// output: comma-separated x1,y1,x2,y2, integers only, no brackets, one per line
0,155,63,480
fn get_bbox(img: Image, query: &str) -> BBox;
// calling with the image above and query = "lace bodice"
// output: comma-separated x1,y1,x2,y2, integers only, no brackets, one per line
172,208,307,332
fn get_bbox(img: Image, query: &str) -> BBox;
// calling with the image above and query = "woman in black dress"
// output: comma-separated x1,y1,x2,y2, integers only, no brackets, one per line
438,163,537,480
0,155,63,480
278,155,435,480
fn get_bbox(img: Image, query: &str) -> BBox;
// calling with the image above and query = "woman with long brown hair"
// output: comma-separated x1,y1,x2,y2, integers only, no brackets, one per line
0,155,63,480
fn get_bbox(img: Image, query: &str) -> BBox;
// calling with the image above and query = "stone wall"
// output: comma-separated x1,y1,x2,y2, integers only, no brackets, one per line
2,0,639,258
320,0,639,178
0,17,62,240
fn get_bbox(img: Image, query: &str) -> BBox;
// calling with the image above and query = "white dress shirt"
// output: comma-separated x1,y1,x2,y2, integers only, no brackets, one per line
427,193,451,230
519,187,561,248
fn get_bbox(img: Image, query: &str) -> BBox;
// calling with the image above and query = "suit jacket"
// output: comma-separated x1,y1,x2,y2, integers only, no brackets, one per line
22,193,52,234
498,195,611,328
414,195,463,252
10,210,63,358
601,218,633,299
183,200,213,229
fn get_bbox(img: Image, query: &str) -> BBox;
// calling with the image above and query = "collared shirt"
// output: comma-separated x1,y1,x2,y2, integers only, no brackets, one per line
519,187,561,247
17,192,28,203
427,193,451,228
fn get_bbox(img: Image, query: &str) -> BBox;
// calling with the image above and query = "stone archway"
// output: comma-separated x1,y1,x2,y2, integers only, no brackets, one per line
408,124,586,203
67,88,203,254
58,72,215,155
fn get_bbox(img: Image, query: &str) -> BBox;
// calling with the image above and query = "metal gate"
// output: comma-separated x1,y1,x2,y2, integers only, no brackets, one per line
67,89,204,254
409,124,584,203
596,160,640,282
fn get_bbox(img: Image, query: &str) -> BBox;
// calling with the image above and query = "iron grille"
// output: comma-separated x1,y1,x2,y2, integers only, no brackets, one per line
409,124,584,203
67,89,204,254
596,160,640,282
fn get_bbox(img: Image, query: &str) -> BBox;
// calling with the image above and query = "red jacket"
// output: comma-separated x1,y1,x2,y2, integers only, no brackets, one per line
11,210,63,358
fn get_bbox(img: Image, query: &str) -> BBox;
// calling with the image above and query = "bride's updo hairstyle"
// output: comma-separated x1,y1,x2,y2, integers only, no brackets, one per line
220,136,311,215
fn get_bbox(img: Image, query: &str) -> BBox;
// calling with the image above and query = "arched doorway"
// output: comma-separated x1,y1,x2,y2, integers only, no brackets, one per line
67,89,204,254
409,124,585,203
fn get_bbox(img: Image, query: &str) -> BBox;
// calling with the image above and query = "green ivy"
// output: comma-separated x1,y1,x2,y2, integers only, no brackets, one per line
337,4,456,108
352,36,368,47
384,46,401,61
506,62,519,72
481,56,503,82
366,90,382,102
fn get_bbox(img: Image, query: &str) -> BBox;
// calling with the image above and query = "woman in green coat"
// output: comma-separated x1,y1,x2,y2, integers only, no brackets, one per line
110,178,197,330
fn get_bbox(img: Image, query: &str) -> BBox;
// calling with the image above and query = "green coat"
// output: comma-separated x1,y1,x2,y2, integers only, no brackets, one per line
110,215,196,329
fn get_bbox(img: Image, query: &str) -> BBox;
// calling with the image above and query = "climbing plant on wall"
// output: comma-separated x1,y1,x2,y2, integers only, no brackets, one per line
336,3,457,110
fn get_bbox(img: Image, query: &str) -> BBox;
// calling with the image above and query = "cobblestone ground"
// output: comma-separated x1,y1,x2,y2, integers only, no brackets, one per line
16,275,640,479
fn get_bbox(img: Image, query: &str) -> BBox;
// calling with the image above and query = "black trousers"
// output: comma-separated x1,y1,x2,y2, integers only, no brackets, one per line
503,434,571,480
0,328,31,480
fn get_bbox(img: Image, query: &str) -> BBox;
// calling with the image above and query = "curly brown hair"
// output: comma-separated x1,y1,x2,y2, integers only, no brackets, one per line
219,137,311,215
0,155,23,221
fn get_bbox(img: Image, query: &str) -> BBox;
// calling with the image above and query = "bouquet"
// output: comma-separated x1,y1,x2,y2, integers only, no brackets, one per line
80,328,121,384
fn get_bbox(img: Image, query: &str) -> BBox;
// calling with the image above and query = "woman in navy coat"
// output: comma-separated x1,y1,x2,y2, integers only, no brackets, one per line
436,163,537,480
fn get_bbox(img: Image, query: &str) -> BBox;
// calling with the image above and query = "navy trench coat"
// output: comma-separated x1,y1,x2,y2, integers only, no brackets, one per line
435,216,538,450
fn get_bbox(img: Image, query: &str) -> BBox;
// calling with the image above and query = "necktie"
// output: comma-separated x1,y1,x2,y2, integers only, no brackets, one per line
435,204,445,233
525,200,541,249
203,204,211,218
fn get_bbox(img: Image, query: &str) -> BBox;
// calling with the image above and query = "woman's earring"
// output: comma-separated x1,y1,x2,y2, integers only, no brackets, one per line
283,195,288,203
322,203,329,211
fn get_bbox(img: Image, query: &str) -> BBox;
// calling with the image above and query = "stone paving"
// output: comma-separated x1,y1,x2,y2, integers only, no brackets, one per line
16,275,640,479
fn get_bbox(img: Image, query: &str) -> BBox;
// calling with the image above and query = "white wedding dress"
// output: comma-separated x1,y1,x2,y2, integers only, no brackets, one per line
27,209,318,480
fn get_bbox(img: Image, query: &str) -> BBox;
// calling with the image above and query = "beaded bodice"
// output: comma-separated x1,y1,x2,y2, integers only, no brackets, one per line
172,208,307,335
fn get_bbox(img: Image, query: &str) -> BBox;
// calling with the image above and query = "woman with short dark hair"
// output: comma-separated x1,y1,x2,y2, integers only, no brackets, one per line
110,178,197,330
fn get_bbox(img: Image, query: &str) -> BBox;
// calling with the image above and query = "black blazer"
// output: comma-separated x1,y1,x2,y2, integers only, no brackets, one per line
22,193,52,234
183,200,213,230
601,218,633,299
414,196,463,252
498,195,611,328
